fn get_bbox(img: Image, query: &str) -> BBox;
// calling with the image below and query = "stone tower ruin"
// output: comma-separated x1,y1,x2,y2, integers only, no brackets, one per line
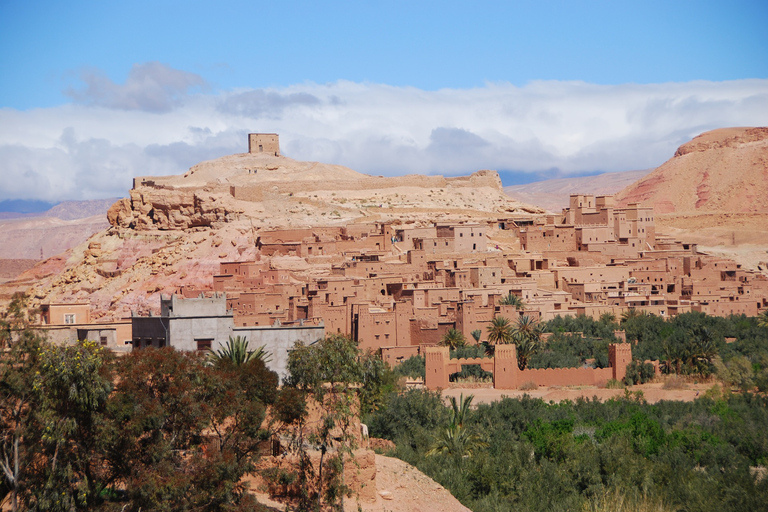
248,133,280,156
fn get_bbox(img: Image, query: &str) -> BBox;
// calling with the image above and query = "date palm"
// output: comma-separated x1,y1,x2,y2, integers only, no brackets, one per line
499,293,526,310
487,316,514,345
620,307,643,324
426,394,486,461
440,328,466,350
512,315,542,370
209,335,271,366
758,310,768,329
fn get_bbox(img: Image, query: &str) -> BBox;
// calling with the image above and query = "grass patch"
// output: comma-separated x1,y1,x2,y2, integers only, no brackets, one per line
662,374,688,390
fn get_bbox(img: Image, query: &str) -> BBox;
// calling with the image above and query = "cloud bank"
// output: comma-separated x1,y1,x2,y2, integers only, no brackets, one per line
1,62,766,201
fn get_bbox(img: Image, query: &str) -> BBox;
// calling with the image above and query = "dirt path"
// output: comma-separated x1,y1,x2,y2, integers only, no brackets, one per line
252,454,471,512
442,381,714,405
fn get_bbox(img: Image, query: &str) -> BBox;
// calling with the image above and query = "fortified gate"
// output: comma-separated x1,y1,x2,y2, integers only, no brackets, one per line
425,343,632,390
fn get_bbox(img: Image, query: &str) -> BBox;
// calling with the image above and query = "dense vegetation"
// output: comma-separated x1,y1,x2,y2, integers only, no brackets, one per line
366,389,768,512
363,310,768,512
401,311,768,388
3,291,768,512
0,296,390,512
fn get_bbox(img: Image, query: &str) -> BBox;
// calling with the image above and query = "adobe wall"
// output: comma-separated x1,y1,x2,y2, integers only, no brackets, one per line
426,343,633,390
228,170,503,202
518,367,614,388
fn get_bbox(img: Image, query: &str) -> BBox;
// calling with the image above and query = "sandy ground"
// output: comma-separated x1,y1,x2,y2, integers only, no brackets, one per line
442,380,714,405
251,454,471,512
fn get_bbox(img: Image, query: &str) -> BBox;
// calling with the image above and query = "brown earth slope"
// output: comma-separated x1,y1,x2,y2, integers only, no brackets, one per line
615,127,768,272
616,127,768,214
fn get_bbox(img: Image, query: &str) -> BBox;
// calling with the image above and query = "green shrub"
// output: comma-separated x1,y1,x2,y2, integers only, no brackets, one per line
623,360,656,385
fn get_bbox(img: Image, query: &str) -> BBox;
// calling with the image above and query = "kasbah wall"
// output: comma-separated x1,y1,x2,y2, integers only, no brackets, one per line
425,343,632,390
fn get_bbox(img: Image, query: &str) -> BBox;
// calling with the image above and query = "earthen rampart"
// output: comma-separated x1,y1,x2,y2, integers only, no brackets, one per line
425,342,632,390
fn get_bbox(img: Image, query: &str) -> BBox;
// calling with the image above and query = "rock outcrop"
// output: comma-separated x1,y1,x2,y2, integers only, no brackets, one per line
108,152,541,231
615,127,768,273
616,127,768,214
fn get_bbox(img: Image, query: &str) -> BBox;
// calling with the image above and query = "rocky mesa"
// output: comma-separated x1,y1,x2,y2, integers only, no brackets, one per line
108,152,542,231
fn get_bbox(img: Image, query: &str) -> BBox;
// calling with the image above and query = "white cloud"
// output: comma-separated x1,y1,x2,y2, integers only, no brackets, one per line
1,69,766,201
64,62,208,113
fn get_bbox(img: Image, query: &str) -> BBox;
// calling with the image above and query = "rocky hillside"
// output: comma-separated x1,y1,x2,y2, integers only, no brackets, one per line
616,127,768,214
3,152,543,318
616,127,768,273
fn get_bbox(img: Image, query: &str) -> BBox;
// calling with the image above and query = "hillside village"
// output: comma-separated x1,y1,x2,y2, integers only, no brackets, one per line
32,138,768,382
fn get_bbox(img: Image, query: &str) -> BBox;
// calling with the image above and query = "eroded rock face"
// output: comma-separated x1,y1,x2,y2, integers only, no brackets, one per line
673,127,768,157
109,188,244,230
109,154,542,232
616,127,768,214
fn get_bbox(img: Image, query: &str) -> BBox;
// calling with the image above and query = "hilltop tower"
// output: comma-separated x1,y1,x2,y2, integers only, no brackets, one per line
248,133,280,156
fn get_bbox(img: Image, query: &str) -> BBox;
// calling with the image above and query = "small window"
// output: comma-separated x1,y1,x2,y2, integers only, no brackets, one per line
100,336,107,346
64,314,76,324
196,339,213,351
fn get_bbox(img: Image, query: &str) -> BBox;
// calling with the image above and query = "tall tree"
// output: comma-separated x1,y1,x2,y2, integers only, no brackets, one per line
487,316,514,346
440,328,467,350
284,334,365,512
0,296,44,512
499,293,526,309
29,340,115,510
512,315,542,370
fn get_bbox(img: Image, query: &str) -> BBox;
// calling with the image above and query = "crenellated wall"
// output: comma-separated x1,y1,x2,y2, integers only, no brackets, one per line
425,343,633,390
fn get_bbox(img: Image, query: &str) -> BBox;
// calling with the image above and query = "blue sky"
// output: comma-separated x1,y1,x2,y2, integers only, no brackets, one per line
0,0,767,201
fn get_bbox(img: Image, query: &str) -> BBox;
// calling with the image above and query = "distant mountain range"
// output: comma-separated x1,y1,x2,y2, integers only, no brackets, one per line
0,198,121,220
503,169,652,212
0,199,120,260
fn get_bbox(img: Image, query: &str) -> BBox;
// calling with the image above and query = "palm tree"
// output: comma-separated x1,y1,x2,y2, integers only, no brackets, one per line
426,394,487,461
470,329,482,343
758,310,768,329
620,307,643,324
209,335,271,366
599,312,617,325
487,316,514,346
688,326,717,374
440,328,466,350
499,293,525,310
448,393,473,428
512,315,542,370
